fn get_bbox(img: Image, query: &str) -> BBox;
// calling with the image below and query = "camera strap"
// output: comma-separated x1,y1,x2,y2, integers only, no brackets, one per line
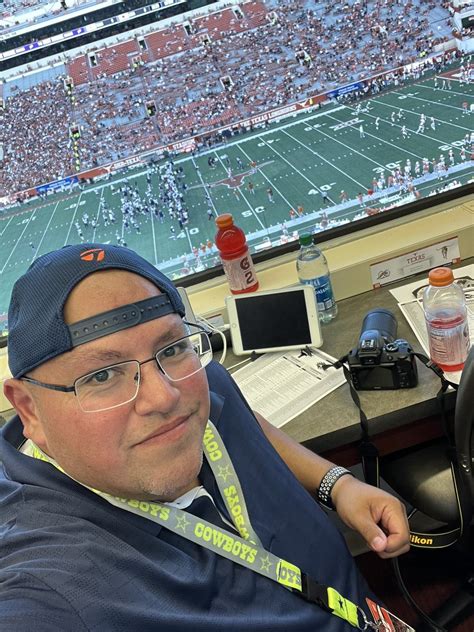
333,355,380,488
333,352,466,550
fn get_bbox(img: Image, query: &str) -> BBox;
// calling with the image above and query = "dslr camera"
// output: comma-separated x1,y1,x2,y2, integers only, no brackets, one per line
348,309,418,390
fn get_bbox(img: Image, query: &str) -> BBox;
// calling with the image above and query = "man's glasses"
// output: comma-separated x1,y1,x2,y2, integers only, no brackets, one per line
21,329,213,413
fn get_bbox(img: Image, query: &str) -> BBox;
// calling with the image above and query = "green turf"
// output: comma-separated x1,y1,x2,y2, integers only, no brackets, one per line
1,72,473,330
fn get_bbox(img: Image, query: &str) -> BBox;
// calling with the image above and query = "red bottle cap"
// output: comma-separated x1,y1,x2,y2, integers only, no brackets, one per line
216,214,234,229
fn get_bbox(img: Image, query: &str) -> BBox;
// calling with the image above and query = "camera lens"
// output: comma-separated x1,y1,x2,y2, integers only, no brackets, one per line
360,308,397,342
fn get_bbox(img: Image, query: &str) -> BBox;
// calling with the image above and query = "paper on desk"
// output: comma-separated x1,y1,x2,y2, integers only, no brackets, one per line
231,348,345,428
390,264,474,384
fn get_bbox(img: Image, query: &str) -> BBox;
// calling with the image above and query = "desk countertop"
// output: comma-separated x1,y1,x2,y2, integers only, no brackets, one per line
280,284,455,454
227,264,469,457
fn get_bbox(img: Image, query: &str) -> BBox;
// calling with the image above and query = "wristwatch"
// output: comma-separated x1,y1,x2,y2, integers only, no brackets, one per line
317,466,353,510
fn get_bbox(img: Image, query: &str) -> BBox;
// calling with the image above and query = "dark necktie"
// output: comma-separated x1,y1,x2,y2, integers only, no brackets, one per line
186,494,237,534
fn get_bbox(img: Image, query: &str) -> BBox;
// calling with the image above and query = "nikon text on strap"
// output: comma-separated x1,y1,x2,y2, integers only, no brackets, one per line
333,351,464,549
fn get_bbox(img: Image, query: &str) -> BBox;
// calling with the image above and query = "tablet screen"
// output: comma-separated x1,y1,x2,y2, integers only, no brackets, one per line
226,286,321,354
236,290,311,349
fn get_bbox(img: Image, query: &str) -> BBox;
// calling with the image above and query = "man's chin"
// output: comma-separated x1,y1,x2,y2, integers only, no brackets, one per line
134,477,201,502
134,450,204,502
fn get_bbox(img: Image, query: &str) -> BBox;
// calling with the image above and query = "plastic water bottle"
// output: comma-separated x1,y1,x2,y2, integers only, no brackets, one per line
215,214,259,294
296,234,337,323
423,267,470,372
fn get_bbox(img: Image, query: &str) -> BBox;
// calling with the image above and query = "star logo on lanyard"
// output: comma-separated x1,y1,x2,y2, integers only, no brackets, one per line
175,513,191,534
260,554,273,573
216,465,233,482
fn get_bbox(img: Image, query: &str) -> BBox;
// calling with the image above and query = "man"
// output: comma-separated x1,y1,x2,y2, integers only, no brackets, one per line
0,244,410,631
320,189,330,205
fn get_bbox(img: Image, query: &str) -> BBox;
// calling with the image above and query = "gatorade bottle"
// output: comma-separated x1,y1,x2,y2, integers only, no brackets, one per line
215,214,259,294
423,267,470,372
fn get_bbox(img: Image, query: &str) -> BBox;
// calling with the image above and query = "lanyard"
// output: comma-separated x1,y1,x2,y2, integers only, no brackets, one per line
25,421,382,631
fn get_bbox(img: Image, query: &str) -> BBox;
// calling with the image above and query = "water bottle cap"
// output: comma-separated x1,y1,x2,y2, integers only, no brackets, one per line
216,214,234,229
299,234,313,246
428,267,454,287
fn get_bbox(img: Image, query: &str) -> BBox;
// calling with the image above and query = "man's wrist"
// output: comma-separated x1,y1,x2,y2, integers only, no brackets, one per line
316,466,353,511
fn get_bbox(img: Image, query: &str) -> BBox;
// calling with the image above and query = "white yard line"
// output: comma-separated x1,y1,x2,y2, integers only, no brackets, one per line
191,156,220,215
0,210,37,274
184,226,193,252
176,105,346,161
0,215,14,237
150,204,158,266
64,191,83,245
385,92,473,131
247,135,337,204
301,119,391,169
31,199,60,262
368,99,472,139
91,187,104,242
213,152,266,229
326,109,423,159
416,81,474,98
237,144,298,209
281,129,367,190
254,136,322,192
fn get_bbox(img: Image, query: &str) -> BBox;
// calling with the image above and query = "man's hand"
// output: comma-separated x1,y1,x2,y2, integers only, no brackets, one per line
253,411,410,559
331,475,410,559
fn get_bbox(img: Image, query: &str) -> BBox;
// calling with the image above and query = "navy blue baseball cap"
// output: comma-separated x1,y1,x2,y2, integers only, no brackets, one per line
7,244,185,378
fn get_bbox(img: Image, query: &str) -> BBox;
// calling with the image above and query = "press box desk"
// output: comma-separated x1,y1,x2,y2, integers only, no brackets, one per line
226,266,463,467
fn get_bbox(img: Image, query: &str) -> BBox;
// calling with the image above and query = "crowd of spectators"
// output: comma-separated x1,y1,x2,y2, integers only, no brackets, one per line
0,81,75,195
1,0,459,197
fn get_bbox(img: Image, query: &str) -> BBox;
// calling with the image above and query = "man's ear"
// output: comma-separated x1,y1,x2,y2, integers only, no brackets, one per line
3,378,48,448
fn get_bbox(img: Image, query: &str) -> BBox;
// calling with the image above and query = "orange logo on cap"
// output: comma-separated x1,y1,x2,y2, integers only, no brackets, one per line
80,248,105,262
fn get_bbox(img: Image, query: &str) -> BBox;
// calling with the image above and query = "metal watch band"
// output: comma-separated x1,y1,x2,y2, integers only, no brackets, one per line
317,466,353,510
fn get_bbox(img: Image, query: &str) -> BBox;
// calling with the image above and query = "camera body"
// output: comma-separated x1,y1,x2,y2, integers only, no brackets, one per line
348,309,418,390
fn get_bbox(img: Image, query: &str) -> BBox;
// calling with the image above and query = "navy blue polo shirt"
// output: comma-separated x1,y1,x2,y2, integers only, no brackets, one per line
0,361,377,631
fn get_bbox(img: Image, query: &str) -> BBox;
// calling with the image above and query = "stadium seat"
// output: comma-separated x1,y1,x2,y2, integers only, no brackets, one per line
380,348,474,630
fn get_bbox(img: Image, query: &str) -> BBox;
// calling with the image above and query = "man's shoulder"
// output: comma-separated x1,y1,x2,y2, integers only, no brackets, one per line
0,567,88,631
0,487,145,620
0,480,138,575
205,361,261,437
205,360,234,389
206,361,253,410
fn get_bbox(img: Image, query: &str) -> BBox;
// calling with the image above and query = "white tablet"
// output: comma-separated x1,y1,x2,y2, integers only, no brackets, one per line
225,286,322,356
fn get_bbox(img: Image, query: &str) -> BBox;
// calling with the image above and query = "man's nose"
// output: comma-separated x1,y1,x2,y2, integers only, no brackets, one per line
133,360,180,415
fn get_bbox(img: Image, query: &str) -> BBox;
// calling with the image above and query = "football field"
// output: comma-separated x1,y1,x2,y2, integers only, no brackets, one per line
1,72,473,330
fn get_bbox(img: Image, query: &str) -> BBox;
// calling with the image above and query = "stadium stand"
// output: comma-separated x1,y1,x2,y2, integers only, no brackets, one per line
0,0,458,198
